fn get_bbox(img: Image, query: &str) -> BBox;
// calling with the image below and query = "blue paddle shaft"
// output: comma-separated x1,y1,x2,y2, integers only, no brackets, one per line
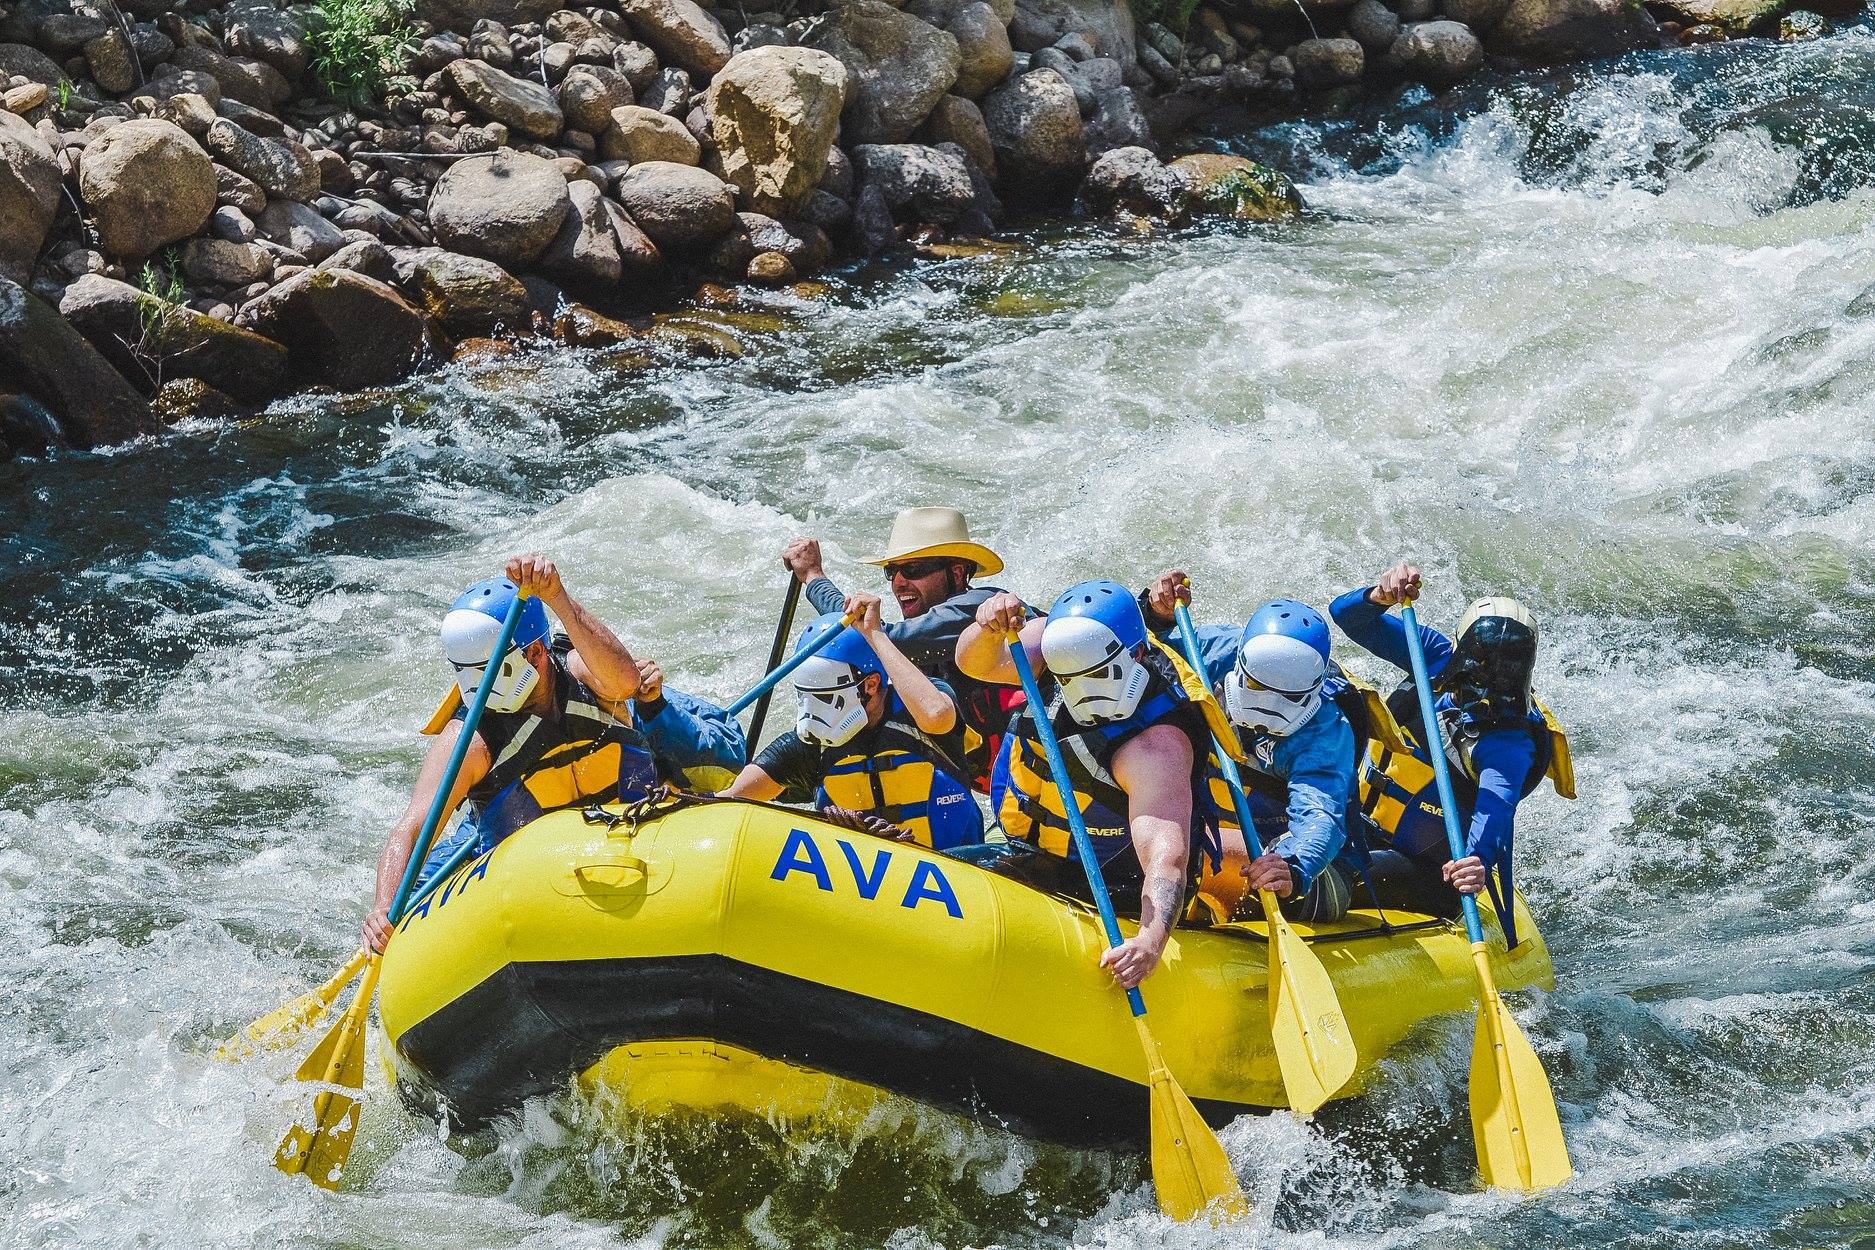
1006,637,1148,1017
1400,604,1488,947
727,619,850,717
386,593,530,926
1171,603,1270,861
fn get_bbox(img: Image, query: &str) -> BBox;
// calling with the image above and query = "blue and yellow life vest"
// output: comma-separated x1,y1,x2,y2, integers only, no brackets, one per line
993,640,1227,874
422,637,660,846
813,695,983,851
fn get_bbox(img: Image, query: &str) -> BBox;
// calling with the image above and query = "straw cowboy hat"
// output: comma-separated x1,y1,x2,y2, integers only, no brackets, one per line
861,507,1004,578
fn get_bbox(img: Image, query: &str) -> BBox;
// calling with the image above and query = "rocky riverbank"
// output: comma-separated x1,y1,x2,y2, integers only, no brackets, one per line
0,0,1857,457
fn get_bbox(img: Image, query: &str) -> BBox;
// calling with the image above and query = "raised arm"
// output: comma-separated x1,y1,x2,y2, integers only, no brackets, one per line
848,592,956,735
954,592,1044,685
507,553,640,707
1328,561,1451,678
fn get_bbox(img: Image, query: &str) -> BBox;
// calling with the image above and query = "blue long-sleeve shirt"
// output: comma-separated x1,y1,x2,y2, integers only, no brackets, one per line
1328,587,1535,865
1158,619,1354,888
638,687,747,792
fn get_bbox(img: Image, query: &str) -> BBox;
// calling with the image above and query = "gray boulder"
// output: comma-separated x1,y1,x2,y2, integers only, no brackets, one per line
181,237,275,286
0,275,154,447
618,0,732,79
1013,0,1136,69
707,46,851,218
0,43,67,87
1082,85,1153,158
853,143,980,224
205,119,319,202
1289,37,1365,87
428,149,571,269
447,59,564,140
1389,20,1485,83
1082,145,1185,218
805,0,961,145
981,69,1085,199
908,0,1015,99
172,44,285,110
0,112,60,284
58,274,289,404
537,179,623,288
1349,0,1405,51
614,160,736,249
558,65,635,134
1490,0,1658,61
391,247,532,339
225,2,308,80
78,120,219,257
257,200,346,263
236,268,427,389
918,94,997,179
601,104,701,164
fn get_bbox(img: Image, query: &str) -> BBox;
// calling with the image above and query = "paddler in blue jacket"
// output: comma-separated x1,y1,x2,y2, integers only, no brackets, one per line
721,592,983,849
1329,561,1575,936
1138,573,1356,924
362,555,746,953
955,580,1222,990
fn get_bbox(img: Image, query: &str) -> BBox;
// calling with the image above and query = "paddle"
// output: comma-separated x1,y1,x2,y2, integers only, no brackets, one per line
273,590,533,1190
725,610,855,718
1170,601,1357,1115
1005,631,1249,1224
1400,601,1572,1192
747,578,804,743
215,947,370,1062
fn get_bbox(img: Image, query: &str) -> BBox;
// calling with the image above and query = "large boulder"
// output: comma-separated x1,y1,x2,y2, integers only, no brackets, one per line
614,161,736,249
0,112,60,285
224,2,308,81
601,104,701,164
805,0,961,146
0,276,155,448
204,119,320,202
706,46,850,218
235,268,427,389
415,0,558,30
1082,145,1185,218
1289,37,1365,87
172,44,286,110
1170,153,1304,221
981,69,1085,200
908,0,1014,99
0,42,68,86
77,120,218,258
618,0,732,79
447,59,564,140
57,275,289,404
1349,0,1405,48
1083,85,1154,158
558,65,635,134
852,143,981,224
428,149,571,269
1489,0,1658,61
918,93,996,179
391,247,532,339
1389,20,1485,83
537,179,624,288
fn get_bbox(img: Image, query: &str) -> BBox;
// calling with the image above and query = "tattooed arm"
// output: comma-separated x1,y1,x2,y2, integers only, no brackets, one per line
1100,724,1196,990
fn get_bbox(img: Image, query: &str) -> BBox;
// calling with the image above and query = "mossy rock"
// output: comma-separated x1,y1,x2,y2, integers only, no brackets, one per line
1169,153,1304,223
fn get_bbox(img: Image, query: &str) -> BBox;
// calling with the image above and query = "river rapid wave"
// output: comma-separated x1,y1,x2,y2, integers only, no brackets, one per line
5,19,1875,1250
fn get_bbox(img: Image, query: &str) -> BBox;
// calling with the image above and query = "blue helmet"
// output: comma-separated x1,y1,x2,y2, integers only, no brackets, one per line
1041,580,1151,725
1226,599,1330,737
792,612,885,746
440,578,552,713
792,612,885,678
448,577,551,648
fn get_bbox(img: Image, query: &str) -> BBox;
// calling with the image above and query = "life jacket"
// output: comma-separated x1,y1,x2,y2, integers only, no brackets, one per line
992,640,1224,876
1358,684,1573,860
812,692,984,851
421,636,659,845
955,682,1027,793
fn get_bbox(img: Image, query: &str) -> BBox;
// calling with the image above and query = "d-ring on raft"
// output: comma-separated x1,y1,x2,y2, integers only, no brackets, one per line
377,794,1553,1146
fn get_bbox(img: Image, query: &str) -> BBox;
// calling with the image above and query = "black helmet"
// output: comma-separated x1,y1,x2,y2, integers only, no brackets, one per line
1440,597,1538,725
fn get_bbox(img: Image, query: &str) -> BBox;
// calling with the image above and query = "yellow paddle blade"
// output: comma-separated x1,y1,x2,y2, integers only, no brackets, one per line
1135,1017,1251,1225
216,948,370,1062
1261,893,1358,1116
276,958,380,1190
1467,946,1572,1192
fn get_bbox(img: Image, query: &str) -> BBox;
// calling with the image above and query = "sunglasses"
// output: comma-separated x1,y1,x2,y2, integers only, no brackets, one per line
882,558,953,581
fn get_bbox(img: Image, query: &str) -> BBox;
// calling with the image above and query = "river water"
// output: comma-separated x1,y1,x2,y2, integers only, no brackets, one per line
7,19,1875,1250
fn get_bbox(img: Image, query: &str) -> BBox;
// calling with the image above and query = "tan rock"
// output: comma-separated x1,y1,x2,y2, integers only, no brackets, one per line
601,104,702,165
618,0,732,78
0,111,60,283
706,46,850,217
1169,152,1303,221
78,119,218,257
427,148,571,268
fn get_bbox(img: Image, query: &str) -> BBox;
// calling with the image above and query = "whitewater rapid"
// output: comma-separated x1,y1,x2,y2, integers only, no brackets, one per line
6,19,1875,1250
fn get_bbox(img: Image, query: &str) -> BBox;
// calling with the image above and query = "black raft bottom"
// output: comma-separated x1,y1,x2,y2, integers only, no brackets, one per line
397,954,1266,1149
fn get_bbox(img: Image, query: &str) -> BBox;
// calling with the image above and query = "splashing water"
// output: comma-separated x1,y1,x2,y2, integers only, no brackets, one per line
7,21,1875,1250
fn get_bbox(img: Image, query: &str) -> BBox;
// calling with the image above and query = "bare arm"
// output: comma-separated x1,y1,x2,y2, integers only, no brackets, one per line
508,553,640,709
1098,724,1195,989
363,722,491,952
722,763,784,801
849,592,956,735
955,593,1043,685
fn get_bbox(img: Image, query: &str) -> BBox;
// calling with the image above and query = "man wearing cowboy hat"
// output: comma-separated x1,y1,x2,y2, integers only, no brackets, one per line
781,507,1031,790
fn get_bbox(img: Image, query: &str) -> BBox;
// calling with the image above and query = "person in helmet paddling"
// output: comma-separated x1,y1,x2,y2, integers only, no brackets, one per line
954,580,1223,990
780,508,1032,789
1329,562,1574,933
721,592,983,850
362,555,747,954
1139,575,1358,924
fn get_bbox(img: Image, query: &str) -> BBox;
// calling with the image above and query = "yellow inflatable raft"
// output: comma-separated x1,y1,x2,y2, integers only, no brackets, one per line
378,795,1554,1147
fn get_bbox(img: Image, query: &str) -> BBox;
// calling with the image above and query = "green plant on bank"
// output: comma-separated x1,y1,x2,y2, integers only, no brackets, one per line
126,251,188,386
307,0,418,106
1130,0,1204,37
54,77,72,109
